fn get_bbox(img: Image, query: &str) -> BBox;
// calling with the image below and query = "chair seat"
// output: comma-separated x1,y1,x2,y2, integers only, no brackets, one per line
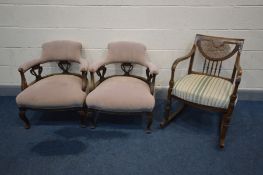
173,74,234,109
16,75,86,109
86,76,155,112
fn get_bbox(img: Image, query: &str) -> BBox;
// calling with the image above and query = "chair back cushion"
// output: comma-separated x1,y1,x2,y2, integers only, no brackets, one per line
106,41,148,66
41,40,82,62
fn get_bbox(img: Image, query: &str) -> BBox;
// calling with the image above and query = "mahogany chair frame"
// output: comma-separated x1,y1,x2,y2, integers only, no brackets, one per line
160,34,244,148
18,61,88,129
89,62,157,133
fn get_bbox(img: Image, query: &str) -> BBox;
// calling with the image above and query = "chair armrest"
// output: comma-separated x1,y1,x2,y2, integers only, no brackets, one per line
18,58,43,90
167,45,196,93
145,62,159,75
89,60,106,73
172,45,196,70
18,58,43,73
79,58,89,72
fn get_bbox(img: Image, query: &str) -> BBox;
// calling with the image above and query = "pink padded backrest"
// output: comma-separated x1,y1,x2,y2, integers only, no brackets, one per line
106,41,147,65
41,40,82,62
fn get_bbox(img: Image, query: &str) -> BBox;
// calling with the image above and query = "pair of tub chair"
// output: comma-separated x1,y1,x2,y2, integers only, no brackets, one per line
16,34,244,147
16,40,158,133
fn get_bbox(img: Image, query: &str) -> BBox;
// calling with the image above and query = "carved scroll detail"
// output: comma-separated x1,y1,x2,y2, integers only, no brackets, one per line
96,65,107,82
30,65,43,81
121,63,133,75
58,61,71,73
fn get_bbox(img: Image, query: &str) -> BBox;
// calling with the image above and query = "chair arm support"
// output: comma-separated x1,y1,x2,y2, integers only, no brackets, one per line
230,59,243,101
172,45,196,70
18,68,28,90
89,72,96,92
169,45,196,92
150,74,157,94
145,67,157,94
235,60,243,83
81,70,88,92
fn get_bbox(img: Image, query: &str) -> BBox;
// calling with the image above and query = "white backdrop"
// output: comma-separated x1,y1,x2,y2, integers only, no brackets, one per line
0,0,262,90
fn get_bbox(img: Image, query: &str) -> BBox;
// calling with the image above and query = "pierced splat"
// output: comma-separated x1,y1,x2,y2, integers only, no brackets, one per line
202,59,223,76
121,63,133,75
58,61,71,73
30,64,43,81
96,65,107,82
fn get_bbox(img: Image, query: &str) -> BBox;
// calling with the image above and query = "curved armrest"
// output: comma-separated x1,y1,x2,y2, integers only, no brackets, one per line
89,60,107,73
172,45,196,70
79,58,89,72
145,61,159,75
89,59,159,75
19,57,89,73
18,58,43,73
167,45,196,93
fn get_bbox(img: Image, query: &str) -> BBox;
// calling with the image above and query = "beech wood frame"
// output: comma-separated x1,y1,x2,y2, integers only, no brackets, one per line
160,34,244,148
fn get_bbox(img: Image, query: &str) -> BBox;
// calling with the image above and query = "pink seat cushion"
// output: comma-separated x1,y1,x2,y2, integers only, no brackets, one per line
16,75,86,109
86,76,155,112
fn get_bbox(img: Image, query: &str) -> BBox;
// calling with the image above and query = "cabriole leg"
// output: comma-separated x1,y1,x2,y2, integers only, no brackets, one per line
19,108,30,129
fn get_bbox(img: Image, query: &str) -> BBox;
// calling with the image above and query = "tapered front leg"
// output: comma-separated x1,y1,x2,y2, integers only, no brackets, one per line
219,111,233,148
19,108,30,129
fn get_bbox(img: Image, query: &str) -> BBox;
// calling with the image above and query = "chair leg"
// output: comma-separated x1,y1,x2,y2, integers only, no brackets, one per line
89,111,96,129
219,111,233,148
160,101,185,128
78,110,87,128
19,108,30,129
145,112,153,134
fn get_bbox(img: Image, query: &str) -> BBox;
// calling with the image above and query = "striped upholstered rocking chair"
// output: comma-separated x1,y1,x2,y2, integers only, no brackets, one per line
160,34,244,148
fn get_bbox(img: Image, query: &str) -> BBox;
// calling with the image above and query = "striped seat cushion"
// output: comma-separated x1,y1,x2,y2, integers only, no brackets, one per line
172,74,234,109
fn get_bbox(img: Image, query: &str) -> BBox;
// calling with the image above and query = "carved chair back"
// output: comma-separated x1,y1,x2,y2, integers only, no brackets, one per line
19,40,87,91
30,40,82,82
189,34,244,83
93,41,156,93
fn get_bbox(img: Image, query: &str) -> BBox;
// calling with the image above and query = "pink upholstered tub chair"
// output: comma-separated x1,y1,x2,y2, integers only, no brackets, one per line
16,40,89,129
86,41,159,133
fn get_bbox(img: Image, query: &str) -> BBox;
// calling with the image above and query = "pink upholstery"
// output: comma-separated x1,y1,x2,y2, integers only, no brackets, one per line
41,40,81,62
89,41,159,75
107,41,146,63
16,75,86,109
19,40,88,72
86,76,155,112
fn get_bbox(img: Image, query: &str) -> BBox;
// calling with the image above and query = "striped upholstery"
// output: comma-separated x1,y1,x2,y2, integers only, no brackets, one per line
172,74,234,109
